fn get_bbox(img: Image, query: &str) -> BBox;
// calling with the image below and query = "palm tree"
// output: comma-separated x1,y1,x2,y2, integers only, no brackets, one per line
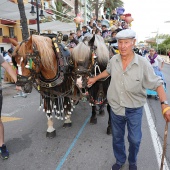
104,0,124,13
17,0,29,40
50,1,74,22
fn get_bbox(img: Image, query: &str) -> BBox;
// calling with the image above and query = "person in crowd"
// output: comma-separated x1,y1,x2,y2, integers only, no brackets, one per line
139,47,148,57
2,50,7,57
0,54,21,159
101,25,110,38
133,46,142,56
68,33,79,50
102,10,110,20
4,49,17,83
3,49,12,63
87,29,170,170
110,9,118,20
82,26,91,37
146,48,165,82
95,28,102,35
92,25,97,34
76,30,83,43
97,20,102,30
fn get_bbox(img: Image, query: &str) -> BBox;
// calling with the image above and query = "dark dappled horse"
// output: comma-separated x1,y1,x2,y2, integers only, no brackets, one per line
12,34,77,138
71,34,112,134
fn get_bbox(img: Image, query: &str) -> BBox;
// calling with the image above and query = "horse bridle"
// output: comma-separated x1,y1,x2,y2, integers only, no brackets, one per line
15,41,41,93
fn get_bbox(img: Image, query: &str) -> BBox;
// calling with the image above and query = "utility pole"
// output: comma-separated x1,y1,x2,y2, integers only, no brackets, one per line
95,0,99,19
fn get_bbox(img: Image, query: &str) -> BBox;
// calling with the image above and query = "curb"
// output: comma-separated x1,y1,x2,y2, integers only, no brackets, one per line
160,55,170,65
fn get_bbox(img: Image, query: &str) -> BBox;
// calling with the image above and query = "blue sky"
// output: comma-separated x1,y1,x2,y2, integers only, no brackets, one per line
123,0,170,42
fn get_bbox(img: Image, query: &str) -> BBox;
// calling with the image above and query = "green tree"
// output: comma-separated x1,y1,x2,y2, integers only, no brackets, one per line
17,0,29,40
89,0,123,19
104,0,124,12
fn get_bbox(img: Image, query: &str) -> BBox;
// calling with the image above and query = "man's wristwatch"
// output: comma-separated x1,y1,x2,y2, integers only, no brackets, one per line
161,101,169,105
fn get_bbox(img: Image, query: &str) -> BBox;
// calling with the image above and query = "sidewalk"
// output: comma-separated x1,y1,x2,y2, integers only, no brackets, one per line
160,55,170,64
1,79,15,89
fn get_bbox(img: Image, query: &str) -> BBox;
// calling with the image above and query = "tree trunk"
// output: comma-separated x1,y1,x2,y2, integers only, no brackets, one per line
75,0,78,16
17,0,29,40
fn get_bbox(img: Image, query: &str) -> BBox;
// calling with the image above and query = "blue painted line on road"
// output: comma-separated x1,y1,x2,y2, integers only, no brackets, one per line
56,114,91,170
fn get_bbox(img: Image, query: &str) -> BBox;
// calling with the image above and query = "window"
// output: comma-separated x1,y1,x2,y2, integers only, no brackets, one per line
44,2,49,9
9,27,15,38
0,28,2,36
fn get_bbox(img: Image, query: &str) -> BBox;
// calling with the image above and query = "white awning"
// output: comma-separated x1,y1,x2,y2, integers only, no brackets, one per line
0,0,52,20
28,20,76,32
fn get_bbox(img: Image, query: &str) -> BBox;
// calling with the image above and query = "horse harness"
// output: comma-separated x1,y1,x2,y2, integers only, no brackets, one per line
16,33,73,97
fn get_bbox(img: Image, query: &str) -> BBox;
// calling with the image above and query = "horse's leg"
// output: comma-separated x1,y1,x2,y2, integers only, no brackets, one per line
106,104,112,135
99,104,105,116
90,105,97,124
63,97,72,127
46,117,56,138
43,97,56,138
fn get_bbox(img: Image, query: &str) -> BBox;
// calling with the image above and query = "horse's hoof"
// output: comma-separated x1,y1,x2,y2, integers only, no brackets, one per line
99,110,105,116
46,130,56,138
63,122,72,128
107,126,112,135
90,117,97,124
73,100,79,105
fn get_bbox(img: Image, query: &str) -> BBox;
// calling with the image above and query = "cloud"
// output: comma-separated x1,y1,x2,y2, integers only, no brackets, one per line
123,0,170,41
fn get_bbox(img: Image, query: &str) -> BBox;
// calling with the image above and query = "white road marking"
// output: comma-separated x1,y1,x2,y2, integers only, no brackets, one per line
2,101,36,116
144,103,169,170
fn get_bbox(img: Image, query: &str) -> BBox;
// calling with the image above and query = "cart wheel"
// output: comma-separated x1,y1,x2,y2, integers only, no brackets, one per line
147,95,152,98
155,95,159,100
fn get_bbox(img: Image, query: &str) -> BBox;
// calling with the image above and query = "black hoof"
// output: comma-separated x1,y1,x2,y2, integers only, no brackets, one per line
99,110,105,116
73,100,79,105
90,117,97,124
63,122,72,128
46,130,56,138
107,126,112,135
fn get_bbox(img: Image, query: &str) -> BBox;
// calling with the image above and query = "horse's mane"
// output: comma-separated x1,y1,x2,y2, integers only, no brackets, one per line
14,35,56,72
32,35,56,71
71,34,109,64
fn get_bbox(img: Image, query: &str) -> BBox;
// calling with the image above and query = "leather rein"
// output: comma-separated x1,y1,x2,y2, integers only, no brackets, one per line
16,34,73,98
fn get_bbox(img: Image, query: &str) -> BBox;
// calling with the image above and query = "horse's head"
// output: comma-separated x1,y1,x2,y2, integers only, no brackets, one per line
12,36,38,93
71,34,109,96
13,35,57,93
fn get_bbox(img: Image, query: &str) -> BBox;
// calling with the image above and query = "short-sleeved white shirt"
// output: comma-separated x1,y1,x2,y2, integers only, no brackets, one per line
146,55,164,67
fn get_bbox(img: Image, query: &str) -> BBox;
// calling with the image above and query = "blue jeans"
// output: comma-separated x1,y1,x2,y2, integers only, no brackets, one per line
110,107,143,166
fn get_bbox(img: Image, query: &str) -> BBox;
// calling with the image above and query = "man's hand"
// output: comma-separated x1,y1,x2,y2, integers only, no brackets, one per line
16,85,22,91
164,109,170,122
87,77,97,88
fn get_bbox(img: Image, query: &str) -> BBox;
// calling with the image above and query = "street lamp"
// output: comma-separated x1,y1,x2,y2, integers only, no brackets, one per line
30,0,45,34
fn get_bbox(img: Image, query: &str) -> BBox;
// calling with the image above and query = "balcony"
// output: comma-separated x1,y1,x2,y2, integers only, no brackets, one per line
1,19,16,25
29,19,37,25
2,36,18,43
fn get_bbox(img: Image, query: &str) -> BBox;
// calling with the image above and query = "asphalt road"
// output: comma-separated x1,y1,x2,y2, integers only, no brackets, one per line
0,63,170,170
